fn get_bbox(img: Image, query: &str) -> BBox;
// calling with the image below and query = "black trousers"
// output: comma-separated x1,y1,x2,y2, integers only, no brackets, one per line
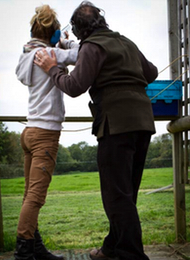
97,127,151,260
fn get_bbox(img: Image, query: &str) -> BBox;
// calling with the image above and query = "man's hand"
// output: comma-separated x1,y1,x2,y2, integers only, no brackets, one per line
34,49,57,73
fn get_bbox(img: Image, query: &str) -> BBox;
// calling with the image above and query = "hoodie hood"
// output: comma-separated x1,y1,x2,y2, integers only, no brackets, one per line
15,39,49,86
15,49,38,86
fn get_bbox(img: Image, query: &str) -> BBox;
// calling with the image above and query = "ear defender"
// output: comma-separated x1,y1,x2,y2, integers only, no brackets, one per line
50,30,61,44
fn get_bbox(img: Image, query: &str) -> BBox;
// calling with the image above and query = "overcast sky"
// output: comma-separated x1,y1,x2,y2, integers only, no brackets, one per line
0,0,170,147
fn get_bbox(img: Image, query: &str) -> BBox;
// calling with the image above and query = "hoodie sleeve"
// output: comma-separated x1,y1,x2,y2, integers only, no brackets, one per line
46,41,79,68
15,43,79,87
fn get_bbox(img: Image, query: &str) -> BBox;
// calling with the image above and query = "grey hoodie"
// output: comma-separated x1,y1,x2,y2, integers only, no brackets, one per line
16,39,79,131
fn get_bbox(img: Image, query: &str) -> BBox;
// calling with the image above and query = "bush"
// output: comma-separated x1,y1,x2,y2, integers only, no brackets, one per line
0,164,24,179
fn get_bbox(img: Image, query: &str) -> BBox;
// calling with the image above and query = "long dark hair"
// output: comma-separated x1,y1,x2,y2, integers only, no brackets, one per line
70,1,108,40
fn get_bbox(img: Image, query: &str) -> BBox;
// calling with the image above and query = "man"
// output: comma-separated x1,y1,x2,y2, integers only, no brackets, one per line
34,2,158,260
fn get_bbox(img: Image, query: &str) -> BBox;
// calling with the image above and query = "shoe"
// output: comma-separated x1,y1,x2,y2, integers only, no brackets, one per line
90,249,116,260
14,237,35,260
34,230,64,260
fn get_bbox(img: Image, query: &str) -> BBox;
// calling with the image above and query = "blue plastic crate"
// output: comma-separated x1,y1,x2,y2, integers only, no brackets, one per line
145,80,183,119
146,80,182,103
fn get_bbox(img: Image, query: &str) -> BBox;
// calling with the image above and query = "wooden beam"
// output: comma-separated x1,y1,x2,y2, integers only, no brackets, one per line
172,133,186,241
167,0,186,242
0,115,180,123
167,115,190,185
167,116,190,133
0,181,4,251
0,116,93,123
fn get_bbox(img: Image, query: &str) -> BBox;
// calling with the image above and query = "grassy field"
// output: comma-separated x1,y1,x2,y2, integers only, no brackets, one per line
1,168,190,251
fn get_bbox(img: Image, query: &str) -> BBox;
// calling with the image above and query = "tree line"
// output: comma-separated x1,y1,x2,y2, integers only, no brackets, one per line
0,122,173,178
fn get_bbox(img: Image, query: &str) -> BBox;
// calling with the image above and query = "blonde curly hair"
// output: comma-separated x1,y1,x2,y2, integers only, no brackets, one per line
30,5,60,43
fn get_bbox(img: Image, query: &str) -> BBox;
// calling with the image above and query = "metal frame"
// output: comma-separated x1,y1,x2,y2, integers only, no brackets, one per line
167,0,190,242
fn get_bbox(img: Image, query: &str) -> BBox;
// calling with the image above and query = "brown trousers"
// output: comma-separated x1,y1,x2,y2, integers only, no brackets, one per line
17,127,60,239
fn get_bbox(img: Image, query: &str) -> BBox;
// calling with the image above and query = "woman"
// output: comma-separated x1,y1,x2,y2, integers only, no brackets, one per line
15,5,78,260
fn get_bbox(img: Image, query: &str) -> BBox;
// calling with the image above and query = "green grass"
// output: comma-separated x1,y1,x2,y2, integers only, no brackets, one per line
140,168,173,189
1,168,190,252
1,172,100,195
1,168,174,195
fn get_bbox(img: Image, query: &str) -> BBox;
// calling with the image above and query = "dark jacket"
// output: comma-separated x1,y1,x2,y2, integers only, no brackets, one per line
82,29,157,137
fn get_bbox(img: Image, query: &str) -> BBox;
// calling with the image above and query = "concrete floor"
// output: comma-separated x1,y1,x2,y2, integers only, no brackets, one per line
0,243,190,260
